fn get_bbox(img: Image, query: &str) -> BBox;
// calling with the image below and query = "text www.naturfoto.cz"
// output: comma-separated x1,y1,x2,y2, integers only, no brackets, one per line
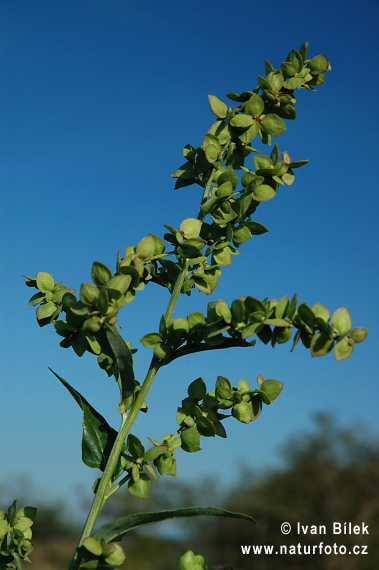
241,543,368,555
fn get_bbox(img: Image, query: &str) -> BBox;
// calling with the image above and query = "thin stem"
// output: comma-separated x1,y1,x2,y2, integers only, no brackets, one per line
69,255,192,568
168,337,252,363
105,473,131,499
68,358,161,570
69,134,232,569
164,258,190,322
198,169,216,220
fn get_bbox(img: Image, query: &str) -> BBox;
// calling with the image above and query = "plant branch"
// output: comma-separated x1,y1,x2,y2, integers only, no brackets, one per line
68,357,161,570
168,337,253,362
164,258,190,321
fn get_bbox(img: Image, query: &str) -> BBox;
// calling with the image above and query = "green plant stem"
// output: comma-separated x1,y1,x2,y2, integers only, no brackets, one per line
168,337,252,362
164,258,190,321
69,257,192,569
69,358,161,570
198,169,216,221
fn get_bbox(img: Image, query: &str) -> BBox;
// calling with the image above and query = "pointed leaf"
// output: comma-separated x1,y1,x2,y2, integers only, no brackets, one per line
334,337,354,361
208,94,228,119
94,507,256,543
36,271,55,293
128,473,151,499
106,328,136,398
310,332,334,357
91,261,112,286
308,54,329,75
36,302,57,320
127,434,145,459
180,218,202,239
331,307,352,337
181,427,201,453
349,328,368,343
244,94,264,117
49,369,126,473
252,184,276,202
259,379,283,402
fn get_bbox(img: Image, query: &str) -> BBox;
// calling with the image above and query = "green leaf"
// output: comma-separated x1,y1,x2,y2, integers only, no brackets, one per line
28,291,46,306
232,401,253,423
261,114,286,137
308,54,329,75
156,454,177,476
94,507,256,543
229,114,254,128
107,274,132,295
232,225,252,245
204,143,219,163
275,296,289,319
49,369,125,474
180,218,202,239
331,307,352,337
245,221,269,235
253,154,272,170
179,550,206,570
310,332,334,357
283,76,306,89
91,261,112,287
136,235,156,260
299,42,308,63
207,120,232,145
36,302,57,321
127,434,145,459
172,317,190,338
287,49,303,72
172,161,195,180
297,303,317,327
252,184,276,202
266,70,284,91
334,337,354,361
349,328,368,343
208,94,228,119
287,293,298,318
80,282,99,305
143,445,167,463
188,311,206,332
216,169,239,190
280,61,298,78
128,472,151,499
106,327,136,398
244,94,264,117
238,121,260,144
259,379,283,402
212,246,231,266
181,427,201,453
312,302,330,323
140,332,162,347
103,543,126,566
188,377,207,400
81,537,102,557
36,271,55,293
81,402,117,471
196,415,216,437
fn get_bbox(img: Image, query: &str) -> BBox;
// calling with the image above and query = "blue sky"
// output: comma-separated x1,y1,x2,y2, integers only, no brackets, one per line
1,0,378,513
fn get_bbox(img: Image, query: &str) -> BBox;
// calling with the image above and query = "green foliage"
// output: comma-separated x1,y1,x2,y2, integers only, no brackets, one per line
13,42,368,570
0,501,37,568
